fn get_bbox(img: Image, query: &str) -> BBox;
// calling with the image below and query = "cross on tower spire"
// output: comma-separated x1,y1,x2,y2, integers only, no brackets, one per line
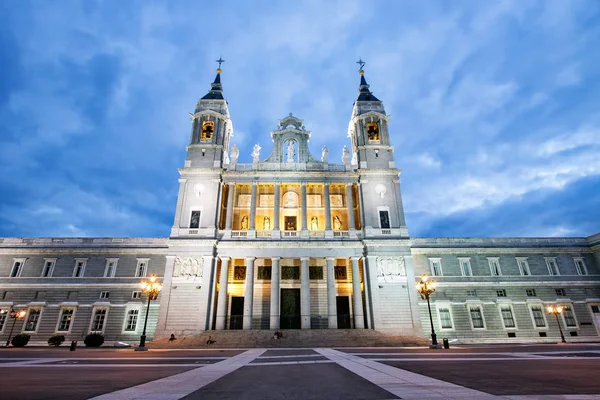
216,57,225,71
356,58,365,72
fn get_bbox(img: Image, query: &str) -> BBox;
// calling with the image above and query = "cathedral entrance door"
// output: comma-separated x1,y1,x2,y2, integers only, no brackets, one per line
230,297,244,330
280,289,301,329
336,296,351,329
284,216,297,231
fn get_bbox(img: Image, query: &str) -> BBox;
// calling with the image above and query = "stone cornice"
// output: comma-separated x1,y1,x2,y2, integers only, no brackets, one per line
411,247,592,255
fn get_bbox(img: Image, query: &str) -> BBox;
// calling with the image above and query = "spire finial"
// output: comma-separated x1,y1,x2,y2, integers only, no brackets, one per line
356,58,365,74
216,57,225,73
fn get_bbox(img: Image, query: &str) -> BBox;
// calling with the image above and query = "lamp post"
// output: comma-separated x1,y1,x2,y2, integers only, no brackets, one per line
547,305,566,343
5,308,27,347
416,274,441,349
136,275,162,351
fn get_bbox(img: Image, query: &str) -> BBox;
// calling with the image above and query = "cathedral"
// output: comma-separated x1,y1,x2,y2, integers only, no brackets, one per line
0,65,599,345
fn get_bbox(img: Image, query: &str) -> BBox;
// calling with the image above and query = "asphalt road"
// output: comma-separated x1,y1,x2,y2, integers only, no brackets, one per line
1,344,599,399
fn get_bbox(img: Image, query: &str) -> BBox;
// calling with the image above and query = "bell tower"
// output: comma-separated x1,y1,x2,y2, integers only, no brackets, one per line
348,60,408,236
170,60,233,237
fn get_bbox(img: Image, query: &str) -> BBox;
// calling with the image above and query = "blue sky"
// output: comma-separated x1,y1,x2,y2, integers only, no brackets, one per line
1,0,599,239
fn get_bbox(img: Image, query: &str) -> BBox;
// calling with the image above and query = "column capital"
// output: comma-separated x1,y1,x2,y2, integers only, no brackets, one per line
301,182,307,187
271,256,281,261
252,181,258,186
326,257,335,262
274,181,281,186
245,256,256,261
324,182,331,187
300,257,310,262
226,181,236,186
219,256,231,262
350,256,362,261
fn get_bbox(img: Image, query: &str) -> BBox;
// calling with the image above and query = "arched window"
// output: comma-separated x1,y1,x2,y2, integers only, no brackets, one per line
366,122,379,142
201,120,214,141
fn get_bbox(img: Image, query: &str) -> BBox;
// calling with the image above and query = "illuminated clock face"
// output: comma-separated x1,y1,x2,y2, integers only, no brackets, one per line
202,120,214,140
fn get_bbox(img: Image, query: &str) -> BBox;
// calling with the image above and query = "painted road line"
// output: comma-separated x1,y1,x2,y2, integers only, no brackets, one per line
316,348,500,399
246,359,334,366
89,348,266,400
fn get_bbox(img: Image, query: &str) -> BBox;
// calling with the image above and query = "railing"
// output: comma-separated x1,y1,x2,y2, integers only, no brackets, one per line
282,231,298,237
256,230,271,237
231,231,248,237
188,229,199,235
382,229,391,235
333,231,350,238
226,162,350,172
309,231,325,237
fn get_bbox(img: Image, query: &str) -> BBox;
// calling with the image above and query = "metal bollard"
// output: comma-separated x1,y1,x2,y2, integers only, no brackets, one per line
69,340,77,351
443,338,449,349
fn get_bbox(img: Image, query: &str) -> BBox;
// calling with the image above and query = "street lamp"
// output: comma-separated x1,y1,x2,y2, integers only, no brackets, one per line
136,275,163,351
5,308,27,347
547,305,566,343
416,274,441,349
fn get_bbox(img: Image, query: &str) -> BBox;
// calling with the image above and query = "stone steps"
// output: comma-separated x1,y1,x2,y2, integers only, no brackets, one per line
149,329,429,348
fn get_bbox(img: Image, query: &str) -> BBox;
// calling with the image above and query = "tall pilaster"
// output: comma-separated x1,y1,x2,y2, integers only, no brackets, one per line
351,257,364,329
324,183,332,230
225,183,234,230
273,183,280,231
243,257,255,330
215,257,230,330
301,183,308,230
326,257,337,328
346,184,356,230
365,255,382,329
270,257,280,329
249,183,257,230
301,257,311,329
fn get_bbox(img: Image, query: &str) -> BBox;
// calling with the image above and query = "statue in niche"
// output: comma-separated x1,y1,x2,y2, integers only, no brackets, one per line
230,144,239,164
333,215,343,230
311,216,319,230
287,140,295,163
263,216,271,230
342,145,350,164
321,145,328,163
241,215,249,230
252,144,261,163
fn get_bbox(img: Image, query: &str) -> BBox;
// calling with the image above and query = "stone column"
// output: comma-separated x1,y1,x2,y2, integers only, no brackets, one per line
215,257,230,330
346,184,355,230
324,183,332,230
301,183,307,230
249,183,257,230
365,255,382,329
243,257,255,330
225,183,235,230
301,257,311,329
326,257,337,328
270,257,280,329
273,183,280,235
351,257,364,329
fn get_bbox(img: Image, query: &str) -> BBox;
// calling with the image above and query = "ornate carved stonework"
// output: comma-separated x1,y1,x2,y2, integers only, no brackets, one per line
172,257,204,278
376,256,406,283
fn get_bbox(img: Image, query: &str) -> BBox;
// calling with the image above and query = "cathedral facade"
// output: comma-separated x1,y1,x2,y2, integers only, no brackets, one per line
0,67,599,345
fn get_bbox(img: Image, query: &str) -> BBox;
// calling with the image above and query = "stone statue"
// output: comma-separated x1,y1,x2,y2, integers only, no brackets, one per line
311,216,319,230
333,215,343,230
263,216,270,230
342,145,350,164
287,140,295,163
241,215,249,230
321,145,328,163
230,144,239,164
351,151,357,165
252,144,261,163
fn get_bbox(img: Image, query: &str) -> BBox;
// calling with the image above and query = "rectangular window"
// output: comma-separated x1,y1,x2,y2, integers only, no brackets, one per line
562,306,577,327
488,258,502,276
438,308,453,329
573,258,587,275
57,309,74,332
24,309,41,332
500,306,516,328
429,258,442,276
526,289,536,297
379,210,390,229
190,210,201,229
124,309,139,332
555,288,566,297
469,306,485,329
132,291,142,299
309,266,323,280
496,289,506,297
0,310,7,331
99,291,110,299
531,306,546,328
459,258,472,276
73,259,87,278
91,309,107,332
10,259,25,277
466,289,477,297
591,305,600,313
135,259,148,278
42,259,56,278
104,259,118,278
545,258,559,276
516,258,530,276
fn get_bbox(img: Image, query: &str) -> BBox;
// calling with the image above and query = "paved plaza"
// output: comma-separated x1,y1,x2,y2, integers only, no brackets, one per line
2,344,600,399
